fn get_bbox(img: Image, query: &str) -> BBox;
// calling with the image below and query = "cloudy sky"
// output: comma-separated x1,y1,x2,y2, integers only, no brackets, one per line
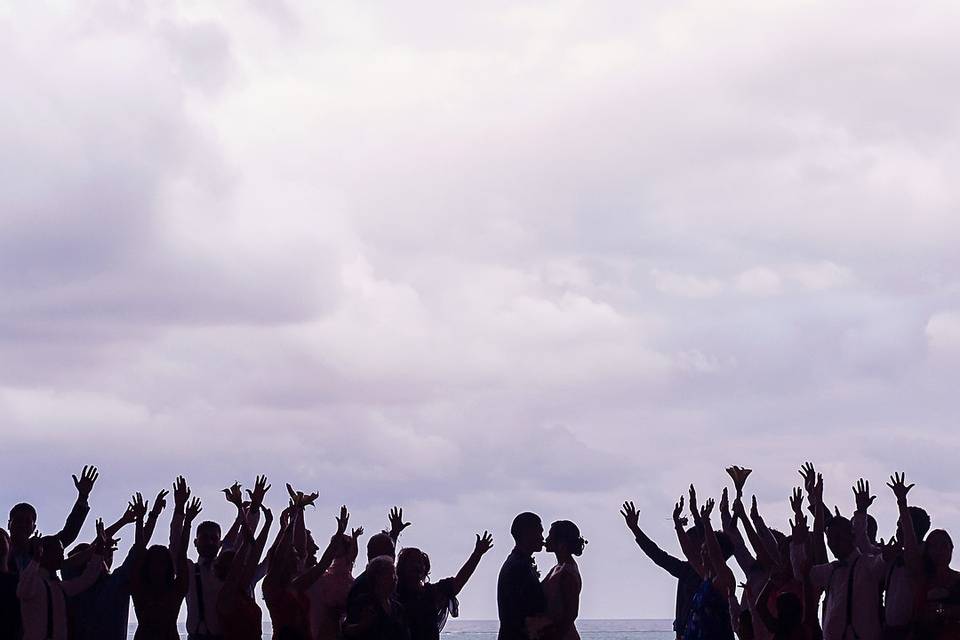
2,0,960,620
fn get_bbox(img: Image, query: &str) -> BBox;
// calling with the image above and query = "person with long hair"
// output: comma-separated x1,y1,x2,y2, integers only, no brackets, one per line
293,505,362,640
531,521,584,640
342,555,409,640
396,531,494,640
131,497,201,640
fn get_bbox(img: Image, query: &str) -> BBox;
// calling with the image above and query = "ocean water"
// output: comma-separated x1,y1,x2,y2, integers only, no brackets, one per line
128,619,675,639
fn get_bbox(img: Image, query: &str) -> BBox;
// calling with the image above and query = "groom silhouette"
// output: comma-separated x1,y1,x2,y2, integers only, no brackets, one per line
497,512,547,640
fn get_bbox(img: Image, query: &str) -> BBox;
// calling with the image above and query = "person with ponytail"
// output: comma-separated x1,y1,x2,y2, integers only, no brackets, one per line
534,520,586,640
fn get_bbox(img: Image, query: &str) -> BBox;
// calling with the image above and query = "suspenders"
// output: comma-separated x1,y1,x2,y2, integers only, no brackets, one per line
823,556,862,640
43,580,54,640
193,562,209,633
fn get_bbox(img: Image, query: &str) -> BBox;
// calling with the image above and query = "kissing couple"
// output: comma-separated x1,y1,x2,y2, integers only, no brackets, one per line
496,512,587,640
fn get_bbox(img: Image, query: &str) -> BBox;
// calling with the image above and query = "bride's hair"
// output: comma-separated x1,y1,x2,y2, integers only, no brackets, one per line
551,520,588,556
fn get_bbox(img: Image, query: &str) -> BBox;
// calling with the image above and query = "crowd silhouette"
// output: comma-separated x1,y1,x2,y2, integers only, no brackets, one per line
0,463,957,640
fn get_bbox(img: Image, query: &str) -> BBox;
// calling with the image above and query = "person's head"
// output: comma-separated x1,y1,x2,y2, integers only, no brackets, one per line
396,547,430,587
194,521,222,560
214,549,236,581
142,545,175,587
367,555,397,600
0,529,9,566
63,541,111,580
775,591,803,630
699,531,734,569
923,529,953,575
366,532,396,563
896,506,931,543
38,536,65,573
545,520,586,557
826,516,854,560
7,503,37,545
511,512,545,554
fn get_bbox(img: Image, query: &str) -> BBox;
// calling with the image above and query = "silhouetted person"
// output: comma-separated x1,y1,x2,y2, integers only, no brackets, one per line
217,485,274,640
345,507,411,631
497,512,547,640
397,531,494,640
18,533,106,640
7,465,98,574
65,491,166,640
536,521,585,640
0,528,21,640
265,495,343,640
132,497,201,640
292,504,361,640
621,500,703,639
343,555,409,640
674,488,735,640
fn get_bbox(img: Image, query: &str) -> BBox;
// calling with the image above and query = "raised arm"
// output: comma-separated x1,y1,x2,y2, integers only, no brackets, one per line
58,465,98,547
852,478,880,556
388,506,411,543
732,496,775,569
673,493,705,577
620,500,690,578
719,489,755,575
748,496,782,566
800,464,827,565
168,476,189,555
176,498,202,596
450,531,494,596
700,499,735,593
292,506,351,592
887,472,921,572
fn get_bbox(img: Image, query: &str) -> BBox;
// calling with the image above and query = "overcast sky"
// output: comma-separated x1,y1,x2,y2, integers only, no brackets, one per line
2,0,960,620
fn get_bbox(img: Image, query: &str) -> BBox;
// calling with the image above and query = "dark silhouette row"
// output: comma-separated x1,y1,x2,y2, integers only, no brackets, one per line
1,463,956,640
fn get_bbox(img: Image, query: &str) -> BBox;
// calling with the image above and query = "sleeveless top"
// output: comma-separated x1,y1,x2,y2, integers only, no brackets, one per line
684,579,734,640
542,560,581,640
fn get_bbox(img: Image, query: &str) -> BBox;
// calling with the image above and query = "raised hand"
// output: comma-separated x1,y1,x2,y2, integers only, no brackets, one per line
853,478,876,513
672,496,687,527
173,476,190,507
790,487,804,517
351,527,364,539
688,485,699,519
152,489,169,515
335,505,350,536
129,493,149,520
73,465,99,500
809,473,824,507
285,483,319,509
790,513,809,540
725,466,752,499
886,472,914,503
247,475,271,509
222,482,244,507
620,501,640,533
389,506,411,538
700,498,715,520
94,518,119,555
185,497,203,523
799,462,817,492
474,531,494,555
879,536,899,563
